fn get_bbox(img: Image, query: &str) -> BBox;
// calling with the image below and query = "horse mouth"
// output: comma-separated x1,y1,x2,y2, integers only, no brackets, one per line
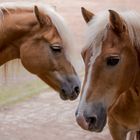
87,121,104,132
59,92,68,100
60,91,79,101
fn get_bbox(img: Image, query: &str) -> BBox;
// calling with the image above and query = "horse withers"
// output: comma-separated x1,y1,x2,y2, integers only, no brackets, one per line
0,2,80,101
76,7,140,140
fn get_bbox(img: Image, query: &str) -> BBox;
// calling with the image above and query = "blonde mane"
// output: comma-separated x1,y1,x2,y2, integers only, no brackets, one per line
0,2,79,81
0,2,74,50
0,2,80,75
85,10,140,51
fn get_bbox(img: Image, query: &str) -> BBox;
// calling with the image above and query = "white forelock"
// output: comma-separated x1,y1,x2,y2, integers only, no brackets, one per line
84,9,140,54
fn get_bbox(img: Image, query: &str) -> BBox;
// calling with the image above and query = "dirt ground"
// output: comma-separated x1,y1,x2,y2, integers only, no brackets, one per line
0,90,111,140
0,0,139,140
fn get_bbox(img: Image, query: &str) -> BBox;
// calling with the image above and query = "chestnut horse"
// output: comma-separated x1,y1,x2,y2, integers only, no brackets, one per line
76,7,140,140
0,2,80,101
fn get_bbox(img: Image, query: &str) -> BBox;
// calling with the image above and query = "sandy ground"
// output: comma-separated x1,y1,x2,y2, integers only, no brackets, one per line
0,90,111,140
0,0,140,140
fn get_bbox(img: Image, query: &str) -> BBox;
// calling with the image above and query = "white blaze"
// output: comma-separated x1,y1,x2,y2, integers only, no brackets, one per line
77,44,102,115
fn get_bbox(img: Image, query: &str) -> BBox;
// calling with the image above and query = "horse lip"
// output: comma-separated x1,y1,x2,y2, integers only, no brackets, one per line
69,92,79,100
59,92,68,100
90,128,103,132
60,89,79,101
69,96,77,101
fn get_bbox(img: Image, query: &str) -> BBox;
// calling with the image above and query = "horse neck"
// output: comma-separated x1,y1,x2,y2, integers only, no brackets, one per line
0,11,37,66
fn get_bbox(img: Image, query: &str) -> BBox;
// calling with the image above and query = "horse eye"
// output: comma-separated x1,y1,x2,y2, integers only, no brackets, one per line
106,56,120,66
50,45,62,53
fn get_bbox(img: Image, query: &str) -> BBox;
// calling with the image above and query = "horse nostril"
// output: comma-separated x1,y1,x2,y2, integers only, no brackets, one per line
61,88,66,94
87,116,97,124
75,109,78,117
86,116,97,130
74,86,80,94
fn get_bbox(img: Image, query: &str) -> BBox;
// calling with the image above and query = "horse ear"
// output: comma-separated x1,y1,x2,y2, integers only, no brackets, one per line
34,6,52,27
81,7,94,23
109,10,126,33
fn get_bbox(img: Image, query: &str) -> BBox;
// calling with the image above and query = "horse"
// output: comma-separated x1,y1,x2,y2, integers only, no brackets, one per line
0,2,81,101
75,7,140,140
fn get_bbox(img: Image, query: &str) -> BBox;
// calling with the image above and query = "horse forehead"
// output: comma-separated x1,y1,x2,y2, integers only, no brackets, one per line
43,26,62,44
104,31,120,45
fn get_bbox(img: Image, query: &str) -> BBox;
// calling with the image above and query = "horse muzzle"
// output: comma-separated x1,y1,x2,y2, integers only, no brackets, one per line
75,103,107,132
60,75,81,101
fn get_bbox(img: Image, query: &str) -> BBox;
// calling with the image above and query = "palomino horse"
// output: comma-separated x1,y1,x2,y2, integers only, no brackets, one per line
0,2,81,101
76,7,140,140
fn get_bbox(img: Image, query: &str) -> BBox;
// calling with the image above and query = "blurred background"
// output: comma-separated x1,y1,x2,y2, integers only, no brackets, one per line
0,0,139,140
